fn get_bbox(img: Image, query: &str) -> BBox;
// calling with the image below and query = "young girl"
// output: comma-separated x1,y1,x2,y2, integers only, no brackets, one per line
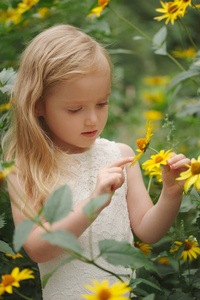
3,25,190,299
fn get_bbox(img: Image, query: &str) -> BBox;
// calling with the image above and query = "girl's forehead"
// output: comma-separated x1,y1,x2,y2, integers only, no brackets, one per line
44,71,111,103
53,70,111,90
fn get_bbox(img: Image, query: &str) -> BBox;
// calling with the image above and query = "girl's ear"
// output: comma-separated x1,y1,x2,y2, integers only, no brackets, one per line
35,100,44,116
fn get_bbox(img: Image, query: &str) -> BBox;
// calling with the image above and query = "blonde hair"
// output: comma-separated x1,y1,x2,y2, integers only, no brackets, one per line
2,24,112,208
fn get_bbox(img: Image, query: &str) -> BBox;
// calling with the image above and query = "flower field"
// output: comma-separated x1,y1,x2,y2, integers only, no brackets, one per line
0,0,200,299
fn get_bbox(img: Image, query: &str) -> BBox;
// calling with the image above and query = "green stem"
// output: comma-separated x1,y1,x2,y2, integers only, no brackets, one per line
91,260,124,282
64,250,124,282
187,259,191,287
147,175,152,194
178,17,198,51
166,52,186,72
7,177,51,233
108,5,186,73
14,288,33,300
192,1,200,15
108,5,152,42
7,177,36,219
148,146,159,154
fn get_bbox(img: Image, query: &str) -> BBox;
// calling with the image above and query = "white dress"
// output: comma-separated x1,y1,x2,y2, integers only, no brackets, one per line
38,138,134,299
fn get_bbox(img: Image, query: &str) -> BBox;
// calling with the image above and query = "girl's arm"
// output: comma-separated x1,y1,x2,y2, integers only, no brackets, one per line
118,143,190,244
8,156,133,263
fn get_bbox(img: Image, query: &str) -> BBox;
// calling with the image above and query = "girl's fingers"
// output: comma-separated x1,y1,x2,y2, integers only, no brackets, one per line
108,157,133,168
169,159,191,170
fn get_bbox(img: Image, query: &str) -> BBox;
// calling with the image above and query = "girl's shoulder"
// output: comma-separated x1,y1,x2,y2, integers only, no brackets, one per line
116,142,135,158
94,138,134,162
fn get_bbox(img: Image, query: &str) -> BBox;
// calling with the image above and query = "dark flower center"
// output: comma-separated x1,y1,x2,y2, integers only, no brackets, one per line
183,241,192,251
2,275,15,287
191,162,200,175
155,156,163,163
136,138,148,151
99,289,111,300
168,2,180,13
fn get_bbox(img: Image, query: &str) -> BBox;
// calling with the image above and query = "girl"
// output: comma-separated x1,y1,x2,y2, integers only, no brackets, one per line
2,25,190,299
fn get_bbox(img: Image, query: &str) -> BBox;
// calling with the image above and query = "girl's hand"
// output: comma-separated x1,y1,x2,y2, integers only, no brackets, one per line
162,153,191,196
92,157,133,206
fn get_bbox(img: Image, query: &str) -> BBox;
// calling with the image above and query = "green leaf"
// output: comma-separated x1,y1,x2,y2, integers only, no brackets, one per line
168,69,200,90
141,294,155,300
42,229,83,255
43,185,72,224
0,68,17,95
177,100,200,118
42,256,75,288
108,49,135,55
152,26,167,55
196,214,200,231
130,278,162,292
99,239,157,271
0,214,5,229
0,240,16,255
13,220,35,252
83,194,110,218
175,244,185,260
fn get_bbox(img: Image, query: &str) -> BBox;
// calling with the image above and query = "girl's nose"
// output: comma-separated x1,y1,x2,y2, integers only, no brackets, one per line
85,110,98,126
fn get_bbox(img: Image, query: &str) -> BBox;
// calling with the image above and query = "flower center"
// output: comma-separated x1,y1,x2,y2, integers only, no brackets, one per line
155,156,163,163
191,162,200,175
136,138,148,151
98,0,109,6
183,241,192,251
168,2,180,13
2,275,15,287
98,289,111,300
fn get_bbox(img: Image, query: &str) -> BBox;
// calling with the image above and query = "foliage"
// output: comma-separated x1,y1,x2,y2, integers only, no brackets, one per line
0,0,200,299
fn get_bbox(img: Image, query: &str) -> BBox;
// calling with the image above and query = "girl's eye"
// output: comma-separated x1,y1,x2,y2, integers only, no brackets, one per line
97,101,109,107
68,108,82,113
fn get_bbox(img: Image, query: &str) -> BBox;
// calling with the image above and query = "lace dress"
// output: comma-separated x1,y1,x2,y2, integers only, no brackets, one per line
38,138,134,299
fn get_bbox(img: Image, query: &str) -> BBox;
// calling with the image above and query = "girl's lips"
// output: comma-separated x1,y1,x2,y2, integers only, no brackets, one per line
81,130,97,137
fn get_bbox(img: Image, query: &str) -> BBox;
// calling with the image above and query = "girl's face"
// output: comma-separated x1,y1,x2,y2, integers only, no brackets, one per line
38,71,111,153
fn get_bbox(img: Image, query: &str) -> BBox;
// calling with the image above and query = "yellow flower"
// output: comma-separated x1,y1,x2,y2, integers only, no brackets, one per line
17,0,40,14
154,1,184,25
172,46,196,59
143,110,163,121
142,90,165,104
0,8,22,25
0,165,15,188
142,149,173,172
88,0,110,17
157,257,169,265
144,75,170,86
130,121,153,167
170,235,200,262
81,280,132,299
36,7,50,18
178,0,192,14
177,156,200,193
0,267,34,296
144,167,163,182
0,165,15,179
134,241,152,256
0,103,10,112
5,253,23,259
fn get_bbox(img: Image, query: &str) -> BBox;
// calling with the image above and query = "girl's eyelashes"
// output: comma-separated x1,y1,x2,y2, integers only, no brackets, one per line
97,101,109,107
67,101,109,113
68,108,82,113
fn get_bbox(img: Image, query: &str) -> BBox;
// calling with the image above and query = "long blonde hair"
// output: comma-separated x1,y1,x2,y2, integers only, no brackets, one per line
2,24,112,207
